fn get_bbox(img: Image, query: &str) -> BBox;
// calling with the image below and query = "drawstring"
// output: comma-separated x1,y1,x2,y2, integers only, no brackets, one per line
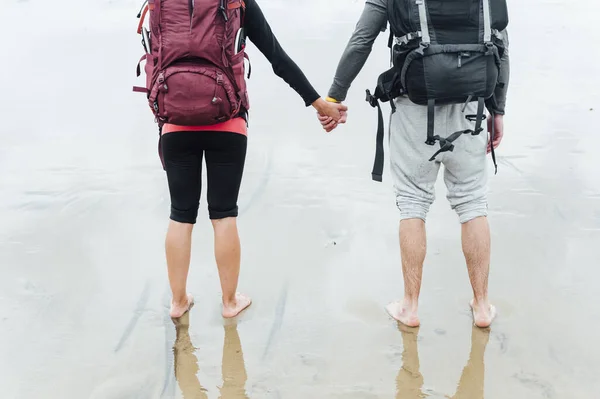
490,112,498,174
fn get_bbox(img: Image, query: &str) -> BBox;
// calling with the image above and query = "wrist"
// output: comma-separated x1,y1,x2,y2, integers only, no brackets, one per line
312,98,327,113
326,96,340,103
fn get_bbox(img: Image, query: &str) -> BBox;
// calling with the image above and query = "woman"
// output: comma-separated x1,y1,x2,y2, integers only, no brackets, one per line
161,0,347,318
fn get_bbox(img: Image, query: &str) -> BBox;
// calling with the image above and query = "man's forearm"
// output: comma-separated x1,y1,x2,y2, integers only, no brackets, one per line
327,2,388,102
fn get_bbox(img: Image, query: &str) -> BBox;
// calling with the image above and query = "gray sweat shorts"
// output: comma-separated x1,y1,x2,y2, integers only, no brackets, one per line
390,97,489,224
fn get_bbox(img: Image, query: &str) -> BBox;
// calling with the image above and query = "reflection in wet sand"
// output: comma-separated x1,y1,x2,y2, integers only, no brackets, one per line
219,323,249,399
450,327,490,399
173,314,249,399
396,325,425,398
173,313,208,399
395,325,490,399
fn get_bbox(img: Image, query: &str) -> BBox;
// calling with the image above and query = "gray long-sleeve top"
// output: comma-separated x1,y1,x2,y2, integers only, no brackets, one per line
327,0,510,114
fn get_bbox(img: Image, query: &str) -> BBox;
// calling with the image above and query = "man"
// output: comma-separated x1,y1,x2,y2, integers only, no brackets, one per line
319,0,510,328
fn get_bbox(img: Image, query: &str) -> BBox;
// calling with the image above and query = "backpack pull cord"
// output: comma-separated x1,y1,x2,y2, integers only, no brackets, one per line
490,111,498,174
366,90,385,182
219,0,229,21
461,95,473,112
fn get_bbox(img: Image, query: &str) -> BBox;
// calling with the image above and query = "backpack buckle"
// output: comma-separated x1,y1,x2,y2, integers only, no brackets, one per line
416,42,429,55
465,114,486,123
365,89,379,108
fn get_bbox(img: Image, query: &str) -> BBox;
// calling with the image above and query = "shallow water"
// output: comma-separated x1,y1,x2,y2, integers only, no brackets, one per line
1,0,599,398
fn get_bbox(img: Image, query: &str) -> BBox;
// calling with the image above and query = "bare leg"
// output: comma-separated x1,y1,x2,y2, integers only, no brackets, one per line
166,220,195,318
387,219,426,327
462,216,496,328
212,217,251,318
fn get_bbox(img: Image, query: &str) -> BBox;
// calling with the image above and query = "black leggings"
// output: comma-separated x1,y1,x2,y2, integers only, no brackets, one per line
161,131,247,223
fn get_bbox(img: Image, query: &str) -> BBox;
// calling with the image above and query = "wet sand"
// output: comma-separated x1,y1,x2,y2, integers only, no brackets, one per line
1,0,600,398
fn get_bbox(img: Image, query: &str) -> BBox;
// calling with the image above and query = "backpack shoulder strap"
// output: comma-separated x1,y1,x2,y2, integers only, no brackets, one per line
482,0,492,43
227,0,246,10
227,0,246,22
416,0,431,45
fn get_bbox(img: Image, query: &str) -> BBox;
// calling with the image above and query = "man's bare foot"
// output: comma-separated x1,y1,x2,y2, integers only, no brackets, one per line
386,300,420,327
222,293,252,319
170,294,194,319
470,299,497,328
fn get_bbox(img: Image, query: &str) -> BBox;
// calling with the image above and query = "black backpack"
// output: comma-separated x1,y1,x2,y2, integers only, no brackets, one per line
366,0,509,181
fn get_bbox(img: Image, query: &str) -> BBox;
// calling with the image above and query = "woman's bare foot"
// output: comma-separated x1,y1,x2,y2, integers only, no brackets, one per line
386,300,420,327
222,293,252,318
170,294,194,319
470,299,497,328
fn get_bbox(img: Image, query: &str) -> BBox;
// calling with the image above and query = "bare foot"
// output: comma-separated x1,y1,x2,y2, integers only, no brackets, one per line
222,293,252,318
170,294,194,319
470,299,497,328
386,301,420,327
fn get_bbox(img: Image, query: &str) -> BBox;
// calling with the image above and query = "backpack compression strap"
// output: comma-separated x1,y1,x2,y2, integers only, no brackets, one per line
428,97,496,173
366,90,385,182
490,111,498,174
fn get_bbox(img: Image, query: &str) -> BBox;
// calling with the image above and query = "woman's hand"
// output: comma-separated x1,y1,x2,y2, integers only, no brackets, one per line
312,98,348,133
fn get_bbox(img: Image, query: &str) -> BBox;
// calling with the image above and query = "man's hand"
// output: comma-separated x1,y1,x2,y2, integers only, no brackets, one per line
315,97,348,133
487,114,504,154
312,97,348,124
318,111,347,132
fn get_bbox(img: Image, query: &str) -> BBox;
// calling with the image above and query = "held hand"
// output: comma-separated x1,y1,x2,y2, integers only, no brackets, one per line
487,114,504,154
313,98,348,121
312,97,348,133
318,110,347,132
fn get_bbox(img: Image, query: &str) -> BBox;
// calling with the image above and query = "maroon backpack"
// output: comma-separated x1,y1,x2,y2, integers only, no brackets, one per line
133,0,250,126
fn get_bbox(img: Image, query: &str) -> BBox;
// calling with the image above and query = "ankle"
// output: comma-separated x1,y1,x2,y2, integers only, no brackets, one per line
222,294,237,307
402,297,419,312
472,297,489,309
173,294,188,307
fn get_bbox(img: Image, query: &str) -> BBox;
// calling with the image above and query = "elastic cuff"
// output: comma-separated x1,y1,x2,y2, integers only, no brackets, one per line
326,97,340,103
399,214,427,223
457,206,488,224
327,86,347,103
397,203,431,223
170,212,197,225
304,93,321,107
209,206,239,220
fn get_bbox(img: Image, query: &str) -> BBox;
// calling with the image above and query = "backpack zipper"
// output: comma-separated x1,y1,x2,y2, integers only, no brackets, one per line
189,0,194,31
